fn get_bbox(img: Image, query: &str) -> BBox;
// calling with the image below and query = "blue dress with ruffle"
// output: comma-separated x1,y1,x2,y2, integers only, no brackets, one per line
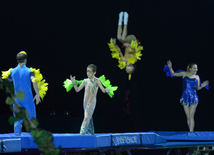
180,76,198,106
163,65,209,106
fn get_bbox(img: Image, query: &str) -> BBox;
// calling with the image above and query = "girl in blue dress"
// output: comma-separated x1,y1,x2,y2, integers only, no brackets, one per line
165,60,209,132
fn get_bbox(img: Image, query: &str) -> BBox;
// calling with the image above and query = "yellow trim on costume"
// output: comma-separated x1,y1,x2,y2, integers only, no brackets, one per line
19,51,27,55
108,38,143,69
1,68,13,79
128,74,131,80
108,38,143,81
130,40,143,61
127,56,136,64
30,68,48,100
108,38,126,69
118,59,126,69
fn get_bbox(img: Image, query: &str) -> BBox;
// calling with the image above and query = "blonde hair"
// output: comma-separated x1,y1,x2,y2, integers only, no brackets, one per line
187,63,197,72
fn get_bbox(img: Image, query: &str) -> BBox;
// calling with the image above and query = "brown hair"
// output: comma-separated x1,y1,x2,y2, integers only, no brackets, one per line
87,64,97,73
16,52,27,63
187,63,197,72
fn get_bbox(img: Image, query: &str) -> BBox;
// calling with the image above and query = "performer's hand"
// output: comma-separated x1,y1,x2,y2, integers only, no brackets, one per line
113,38,116,45
167,60,172,68
201,80,209,88
117,46,121,53
33,94,41,105
70,75,76,83
105,88,109,93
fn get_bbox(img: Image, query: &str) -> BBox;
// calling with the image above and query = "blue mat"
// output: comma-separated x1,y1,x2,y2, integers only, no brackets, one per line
1,131,214,153
0,132,166,149
0,138,21,153
154,131,214,141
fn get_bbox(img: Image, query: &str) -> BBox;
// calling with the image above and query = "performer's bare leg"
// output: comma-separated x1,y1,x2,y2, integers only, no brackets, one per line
117,12,123,42
183,103,198,132
80,104,94,135
121,12,129,41
117,12,130,43
88,119,95,135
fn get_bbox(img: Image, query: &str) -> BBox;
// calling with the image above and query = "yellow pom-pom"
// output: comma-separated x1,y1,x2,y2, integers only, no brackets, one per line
130,40,143,62
128,74,131,80
118,59,126,69
30,67,48,99
2,68,13,79
108,38,128,69
128,57,136,64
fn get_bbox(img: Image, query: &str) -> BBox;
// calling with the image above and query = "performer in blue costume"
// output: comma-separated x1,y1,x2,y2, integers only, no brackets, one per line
2,51,48,136
164,60,209,132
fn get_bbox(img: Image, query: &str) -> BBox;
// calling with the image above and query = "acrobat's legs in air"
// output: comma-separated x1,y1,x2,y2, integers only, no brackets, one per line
117,12,129,43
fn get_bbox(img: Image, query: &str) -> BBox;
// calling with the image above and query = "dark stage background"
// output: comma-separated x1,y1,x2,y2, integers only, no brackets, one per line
0,1,214,134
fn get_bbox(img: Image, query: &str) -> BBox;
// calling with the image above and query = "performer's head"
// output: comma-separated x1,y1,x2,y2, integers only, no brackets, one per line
187,63,198,75
87,64,97,79
16,51,27,64
126,63,135,74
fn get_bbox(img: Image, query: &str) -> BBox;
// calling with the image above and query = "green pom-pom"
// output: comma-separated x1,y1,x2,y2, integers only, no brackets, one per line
99,75,118,98
63,79,83,92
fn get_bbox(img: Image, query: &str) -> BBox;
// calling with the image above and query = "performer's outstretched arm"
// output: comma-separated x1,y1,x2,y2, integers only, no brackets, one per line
196,76,209,91
97,79,109,93
31,76,41,105
167,60,185,77
70,75,85,92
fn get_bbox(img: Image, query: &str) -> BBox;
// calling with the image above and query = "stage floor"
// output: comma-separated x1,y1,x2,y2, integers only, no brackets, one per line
1,131,214,154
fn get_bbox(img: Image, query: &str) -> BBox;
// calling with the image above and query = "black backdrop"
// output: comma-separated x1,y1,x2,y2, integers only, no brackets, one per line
1,1,214,133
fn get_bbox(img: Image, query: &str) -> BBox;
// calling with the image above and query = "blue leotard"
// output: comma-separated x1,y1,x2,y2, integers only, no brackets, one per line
180,76,199,106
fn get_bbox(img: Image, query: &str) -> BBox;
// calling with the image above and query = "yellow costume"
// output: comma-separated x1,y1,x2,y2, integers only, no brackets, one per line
108,38,143,80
